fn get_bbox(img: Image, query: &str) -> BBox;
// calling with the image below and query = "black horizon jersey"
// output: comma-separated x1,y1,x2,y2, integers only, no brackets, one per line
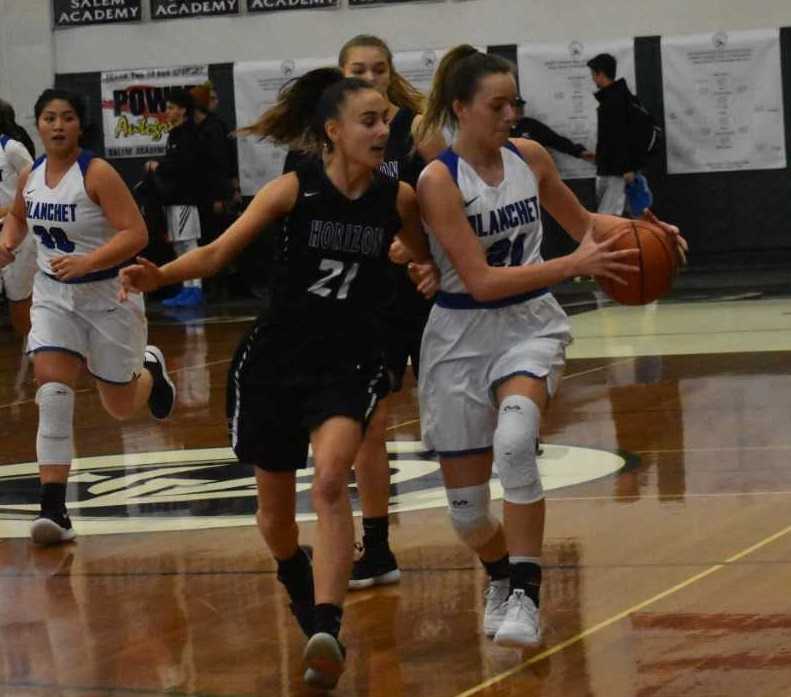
381,107,425,188
270,158,402,338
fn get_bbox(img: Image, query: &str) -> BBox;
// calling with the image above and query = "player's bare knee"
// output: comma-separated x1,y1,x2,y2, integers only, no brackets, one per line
494,395,544,504
447,483,499,550
256,507,291,541
36,382,75,466
311,468,348,509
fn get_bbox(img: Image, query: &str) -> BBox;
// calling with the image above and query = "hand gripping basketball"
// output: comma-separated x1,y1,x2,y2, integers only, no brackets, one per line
595,216,682,305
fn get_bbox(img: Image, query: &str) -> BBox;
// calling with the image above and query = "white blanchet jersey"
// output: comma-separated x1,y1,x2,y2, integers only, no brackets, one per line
24,151,115,274
425,141,544,294
0,135,33,223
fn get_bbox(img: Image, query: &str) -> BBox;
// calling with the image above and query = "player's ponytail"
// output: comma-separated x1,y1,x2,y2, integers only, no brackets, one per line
417,45,514,144
238,68,374,154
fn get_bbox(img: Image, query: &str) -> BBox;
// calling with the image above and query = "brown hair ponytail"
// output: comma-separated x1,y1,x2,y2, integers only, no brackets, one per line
416,45,514,144
237,67,375,154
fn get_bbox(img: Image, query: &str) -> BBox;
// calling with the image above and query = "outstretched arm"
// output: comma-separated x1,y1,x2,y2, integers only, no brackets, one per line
120,173,299,297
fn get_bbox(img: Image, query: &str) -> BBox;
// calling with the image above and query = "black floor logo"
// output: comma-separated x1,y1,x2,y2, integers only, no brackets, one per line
0,442,625,537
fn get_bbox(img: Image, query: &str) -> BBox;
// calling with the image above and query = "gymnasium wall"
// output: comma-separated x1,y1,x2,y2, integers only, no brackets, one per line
53,0,791,73
4,0,791,268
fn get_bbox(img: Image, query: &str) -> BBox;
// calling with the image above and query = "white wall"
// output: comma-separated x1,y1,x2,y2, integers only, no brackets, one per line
0,0,53,153
53,0,791,73
2,0,789,149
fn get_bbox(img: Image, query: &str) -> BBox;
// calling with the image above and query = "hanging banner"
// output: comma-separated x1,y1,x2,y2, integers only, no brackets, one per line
150,0,240,20
247,0,338,11
661,29,786,174
517,39,636,179
53,0,142,27
392,48,446,96
350,0,434,5
100,64,209,158
233,57,333,195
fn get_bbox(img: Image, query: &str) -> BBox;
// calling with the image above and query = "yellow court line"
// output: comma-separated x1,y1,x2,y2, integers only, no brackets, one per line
559,356,635,381
549,489,791,503
453,522,791,697
636,445,791,454
385,418,420,433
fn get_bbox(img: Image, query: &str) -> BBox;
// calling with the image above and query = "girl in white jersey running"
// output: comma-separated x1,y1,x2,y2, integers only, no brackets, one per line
0,128,35,338
0,89,176,546
414,46,686,648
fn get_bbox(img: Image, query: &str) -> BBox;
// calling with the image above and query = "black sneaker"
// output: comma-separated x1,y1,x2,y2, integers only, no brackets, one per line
303,632,346,690
30,510,76,546
144,345,175,420
348,544,400,590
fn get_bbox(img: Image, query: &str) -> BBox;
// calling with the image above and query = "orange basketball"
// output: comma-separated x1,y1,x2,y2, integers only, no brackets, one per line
596,219,678,305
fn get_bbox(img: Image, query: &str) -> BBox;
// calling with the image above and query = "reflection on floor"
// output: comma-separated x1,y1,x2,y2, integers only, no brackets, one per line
0,286,790,697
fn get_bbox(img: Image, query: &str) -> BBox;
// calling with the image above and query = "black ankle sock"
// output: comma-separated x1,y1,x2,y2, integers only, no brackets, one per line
276,547,314,606
510,561,542,607
314,603,343,639
361,516,389,550
481,554,510,581
40,483,67,514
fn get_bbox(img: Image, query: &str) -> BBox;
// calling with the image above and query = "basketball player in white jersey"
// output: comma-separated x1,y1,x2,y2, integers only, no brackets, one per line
0,89,176,546
0,131,35,338
415,47,686,648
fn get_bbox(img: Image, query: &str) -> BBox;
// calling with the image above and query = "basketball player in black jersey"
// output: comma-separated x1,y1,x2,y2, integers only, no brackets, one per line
338,35,446,589
120,68,436,690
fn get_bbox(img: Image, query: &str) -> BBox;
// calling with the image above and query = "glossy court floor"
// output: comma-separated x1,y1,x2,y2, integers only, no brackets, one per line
1,288,790,697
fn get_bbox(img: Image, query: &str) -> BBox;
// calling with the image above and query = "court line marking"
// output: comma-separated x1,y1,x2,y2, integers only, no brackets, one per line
549,489,791,502
452,522,791,697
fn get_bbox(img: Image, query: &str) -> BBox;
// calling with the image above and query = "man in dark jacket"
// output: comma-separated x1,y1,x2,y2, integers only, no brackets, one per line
511,98,594,162
587,53,644,215
144,88,204,306
190,85,233,244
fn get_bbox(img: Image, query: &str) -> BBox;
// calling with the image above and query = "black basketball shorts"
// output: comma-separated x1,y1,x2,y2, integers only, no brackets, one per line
226,324,390,471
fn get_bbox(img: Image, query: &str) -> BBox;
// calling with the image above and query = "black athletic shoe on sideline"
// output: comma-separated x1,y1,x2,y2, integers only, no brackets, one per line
144,345,175,420
303,632,346,690
348,544,400,590
30,510,76,546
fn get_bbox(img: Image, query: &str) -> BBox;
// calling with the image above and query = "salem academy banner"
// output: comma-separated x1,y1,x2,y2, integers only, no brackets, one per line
53,0,142,27
101,65,209,158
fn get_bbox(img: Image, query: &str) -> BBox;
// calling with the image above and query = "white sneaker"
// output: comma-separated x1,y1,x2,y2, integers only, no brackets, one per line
303,632,346,690
30,512,76,546
493,589,542,648
483,578,510,637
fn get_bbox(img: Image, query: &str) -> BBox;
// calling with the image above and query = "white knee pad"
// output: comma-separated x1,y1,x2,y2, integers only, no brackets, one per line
447,483,499,549
494,395,544,504
35,382,75,466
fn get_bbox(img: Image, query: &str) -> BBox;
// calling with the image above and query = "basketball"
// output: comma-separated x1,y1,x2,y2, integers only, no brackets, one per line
596,219,678,305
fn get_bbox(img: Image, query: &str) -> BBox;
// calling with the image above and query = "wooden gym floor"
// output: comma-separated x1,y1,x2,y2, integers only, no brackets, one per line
1,290,790,697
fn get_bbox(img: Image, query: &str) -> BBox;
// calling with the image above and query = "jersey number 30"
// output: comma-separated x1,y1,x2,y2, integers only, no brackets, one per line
308,259,360,300
32,225,76,253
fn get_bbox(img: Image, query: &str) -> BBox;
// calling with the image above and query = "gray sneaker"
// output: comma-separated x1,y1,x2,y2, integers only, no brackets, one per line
493,589,542,648
30,511,76,546
303,632,346,690
483,578,510,637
